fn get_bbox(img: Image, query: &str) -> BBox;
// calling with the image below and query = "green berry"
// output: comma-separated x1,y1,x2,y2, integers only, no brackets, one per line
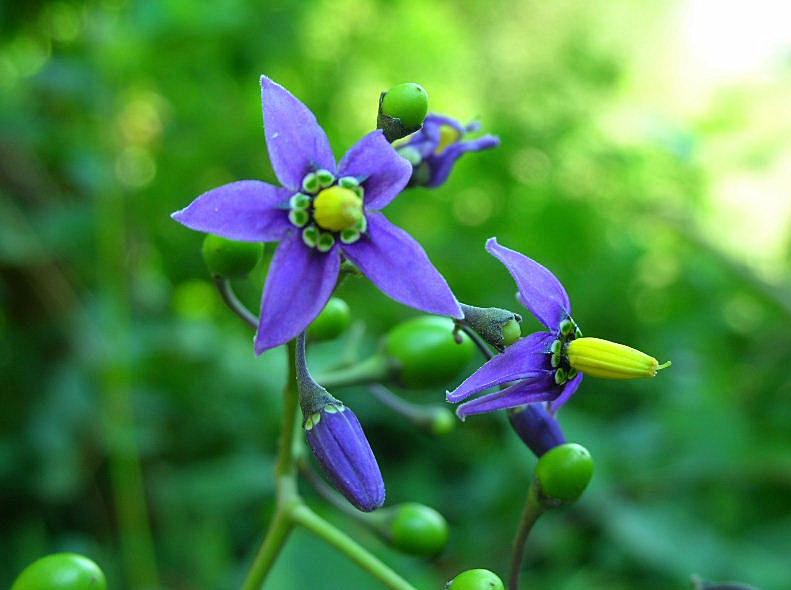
430,407,456,436
309,297,352,341
385,316,475,389
387,503,449,557
381,83,428,130
201,234,263,278
446,569,505,590
11,553,107,590
501,319,522,346
535,443,594,503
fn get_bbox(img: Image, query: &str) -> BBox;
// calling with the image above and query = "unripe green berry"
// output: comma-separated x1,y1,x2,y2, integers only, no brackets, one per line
386,502,449,557
445,569,505,590
201,234,263,278
501,319,522,346
535,443,594,503
385,316,475,388
381,83,429,130
12,553,107,590
309,297,352,341
430,407,456,436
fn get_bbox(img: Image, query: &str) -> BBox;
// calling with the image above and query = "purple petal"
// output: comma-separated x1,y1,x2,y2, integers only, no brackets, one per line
306,406,385,512
254,231,340,354
261,76,336,191
456,375,557,419
424,135,500,188
446,332,554,402
486,238,571,330
509,403,566,457
342,212,462,318
549,373,584,413
171,180,291,241
338,131,412,210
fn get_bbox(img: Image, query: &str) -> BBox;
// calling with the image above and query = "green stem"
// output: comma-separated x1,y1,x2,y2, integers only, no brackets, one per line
456,322,494,361
508,484,546,590
315,354,392,389
290,504,417,590
215,276,258,329
241,340,301,590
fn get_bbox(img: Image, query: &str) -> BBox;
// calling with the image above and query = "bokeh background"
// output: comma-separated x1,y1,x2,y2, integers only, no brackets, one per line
3,0,791,588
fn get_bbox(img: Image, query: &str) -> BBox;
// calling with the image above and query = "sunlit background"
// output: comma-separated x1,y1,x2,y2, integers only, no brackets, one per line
2,1,791,589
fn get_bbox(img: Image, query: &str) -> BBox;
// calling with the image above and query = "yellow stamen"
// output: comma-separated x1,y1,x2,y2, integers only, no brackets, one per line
566,337,671,380
436,125,462,155
313,186,363,232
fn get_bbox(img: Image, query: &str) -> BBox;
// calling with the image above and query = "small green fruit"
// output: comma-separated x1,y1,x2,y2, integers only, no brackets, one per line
535,443,594,503
430,407,456,436
309,297,352,341
446,568,505,590
385,316,475,388
387,503,449,557
12,553,107,590
501,318,522,346
201,234,263,278
381,83,429,130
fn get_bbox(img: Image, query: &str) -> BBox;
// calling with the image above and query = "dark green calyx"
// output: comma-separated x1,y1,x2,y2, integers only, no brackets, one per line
534,443,594,505
445,569,505,590
385,316,475,388
201,234,263,278
381,502,449,557
458,303,522,352
377,83,429,143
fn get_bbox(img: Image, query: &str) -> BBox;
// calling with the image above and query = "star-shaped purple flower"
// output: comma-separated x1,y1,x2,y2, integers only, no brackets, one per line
396,114,500,188
447,238,584,419
172,77,462,353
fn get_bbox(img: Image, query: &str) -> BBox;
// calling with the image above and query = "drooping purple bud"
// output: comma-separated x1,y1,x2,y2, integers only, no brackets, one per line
508,403,566,457
305,403,385,512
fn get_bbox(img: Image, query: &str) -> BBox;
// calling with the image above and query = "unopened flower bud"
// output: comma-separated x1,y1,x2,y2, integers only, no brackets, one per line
385,316,475,388
377,83,429,142
11,553,107,590
508,403,566,457
534,443,594,504
566,337,671,380
304,403,385,512
459,303,522,352
445,569,505,590
201,234,263,278
379,502,449,557
309,297,352,341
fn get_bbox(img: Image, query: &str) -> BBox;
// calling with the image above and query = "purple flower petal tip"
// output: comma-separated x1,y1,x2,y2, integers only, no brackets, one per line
485,238,572,330
509,403,566,457
305,405,385,512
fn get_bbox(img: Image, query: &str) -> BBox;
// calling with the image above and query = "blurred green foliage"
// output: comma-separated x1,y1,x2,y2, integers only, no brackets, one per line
2,1,791,589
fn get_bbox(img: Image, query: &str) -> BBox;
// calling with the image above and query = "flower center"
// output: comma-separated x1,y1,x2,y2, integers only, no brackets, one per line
313,186,363,232
436,125,462,155
549,318,582,385
288,170,368,252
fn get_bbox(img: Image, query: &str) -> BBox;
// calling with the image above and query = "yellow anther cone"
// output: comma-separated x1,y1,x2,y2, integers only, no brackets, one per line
567,337,671,380
313,186,363,232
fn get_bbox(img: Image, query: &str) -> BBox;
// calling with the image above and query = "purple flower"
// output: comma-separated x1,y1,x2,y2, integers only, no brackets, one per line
447,239,670,419
172,77,462,353
305,403,385,512
396,114,499,188
508,403,566,457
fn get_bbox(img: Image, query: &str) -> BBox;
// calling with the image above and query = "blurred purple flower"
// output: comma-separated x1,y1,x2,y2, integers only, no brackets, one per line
396,114,499,187
447,238,584,418
172,77,462,354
